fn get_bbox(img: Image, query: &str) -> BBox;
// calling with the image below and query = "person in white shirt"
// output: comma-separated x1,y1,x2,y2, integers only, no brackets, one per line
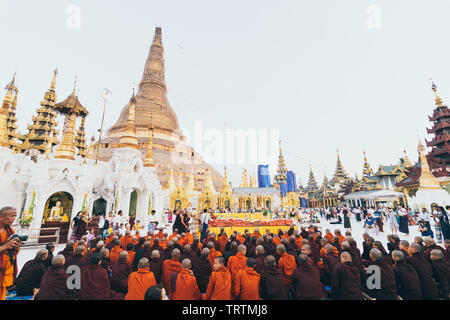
118,224,126,237
98,214,106,236
112,213,121,230
200,209,214,242
419,207,432,233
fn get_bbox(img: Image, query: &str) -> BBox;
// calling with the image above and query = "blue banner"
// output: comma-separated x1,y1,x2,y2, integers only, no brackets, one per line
279,183,287,197
300,198,308,208
287,171,297,192
258,164,271,188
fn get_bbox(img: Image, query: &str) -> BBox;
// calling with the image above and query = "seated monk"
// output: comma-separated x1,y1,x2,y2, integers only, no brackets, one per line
331,252,364,300
57,240,75,259
100,248,111,275
217,232,229,254
294,234,303,250
407,243,439,300
155,228,165,240
236,233,245,245
206,256,232,300
252,228,262,239
334,229,346,245
125,258,157,300
259,255,289,300
324,229,334,244
430,249,450,300
392,250,422,300
193,248,212,293
80,253,124,300
227,244,247,279
185,230,194,245
110,251,132,294
126,243,136,266
322,244,340,286
169,229,178,241
15,249,48,297
160,237,168,250
109,239,122,265
207,242,222,268
34,255,78,300
161,249,182,292
149,250,164,285
120,231,133,250
291,254,325,300
170,258,201,300
272,236,281,246
43,243,55,268
276,244,297,286
233,257,260,300
65,245,87,270
364,248,397,300
74,239,88,256
254,245,266,274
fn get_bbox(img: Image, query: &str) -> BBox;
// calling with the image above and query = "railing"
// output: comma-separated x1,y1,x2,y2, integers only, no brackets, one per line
20,227,61,248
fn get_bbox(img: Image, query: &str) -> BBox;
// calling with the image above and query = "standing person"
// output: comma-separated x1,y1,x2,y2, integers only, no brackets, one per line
148,210,157,233
112,212,121,231
436,206,450,241
76,211,91,241
70,212,82,241
419,207,432,234
343,209,351,231
355,207,361,222
172,209,183,234
200,209,214,243
97,214,106,237
0,207,20,300
398,206,409,236
181,211,190,234
374,207,384,233
386,208,399,235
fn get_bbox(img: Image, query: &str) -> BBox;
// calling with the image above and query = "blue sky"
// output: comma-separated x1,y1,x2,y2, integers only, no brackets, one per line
1,0,448,186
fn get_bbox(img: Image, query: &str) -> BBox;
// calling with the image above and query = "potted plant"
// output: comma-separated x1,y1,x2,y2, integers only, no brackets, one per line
263,209,268,217
20,215,32,228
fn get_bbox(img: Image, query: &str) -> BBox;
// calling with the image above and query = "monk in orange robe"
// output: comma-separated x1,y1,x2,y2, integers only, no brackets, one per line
233,257,260,300
109,240,123,265
294,234,303,249
334,229,346,245
185,230,194,245
155,229,165,240
120,231,133,249
252,229,262,239
126,243,136,266
276,244,297,285
170,258,201,300
207,242,222,268
160,238,167,250
273,236,282,246
161,249,182,292
125,258,156,300
206,256,232,300
236,233,245,245
0,207,20,300
217,233,229,254
74,240,88,256
169,230,178,241
324,229,334,244
132,236,140,246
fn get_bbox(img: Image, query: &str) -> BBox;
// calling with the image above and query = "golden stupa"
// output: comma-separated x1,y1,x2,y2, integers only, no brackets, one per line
96,27,222,190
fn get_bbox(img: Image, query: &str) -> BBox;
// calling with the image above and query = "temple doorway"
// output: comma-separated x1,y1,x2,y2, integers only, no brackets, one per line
129,189,138,217
43,192,73,222
93,198,107,216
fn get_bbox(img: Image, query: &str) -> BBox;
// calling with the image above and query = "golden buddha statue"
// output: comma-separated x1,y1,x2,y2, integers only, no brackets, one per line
49,201,64,221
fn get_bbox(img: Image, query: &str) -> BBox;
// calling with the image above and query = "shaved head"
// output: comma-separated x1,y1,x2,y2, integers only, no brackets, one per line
237,244,246,254
172,248,181,259
265,255,276,266
340,251,352,263
182,258,192,269
138,258,149,268
201,248,210,257
36,249,48,260
151,250,160,259
119,250,128,262
52,254,65,266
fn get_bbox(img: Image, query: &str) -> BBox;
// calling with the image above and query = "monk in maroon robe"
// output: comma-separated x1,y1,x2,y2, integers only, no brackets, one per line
392,250,422,300
291,254,325,300
259,255,289,300
364,248,397,300
34,255,78,300
149,250,164,285
254,246,266,274
322,244,340,286
15,249,48,296
57,241,75,259
423,239,447,264
43,243,55,268
64,246,87,270
80,253,124,300
192,248,212,293
110,251,132,294
430,249,450,300
331,252,364,300
407,243,439,300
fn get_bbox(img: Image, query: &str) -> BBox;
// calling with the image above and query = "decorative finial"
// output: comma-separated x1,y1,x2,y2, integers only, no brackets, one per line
73,75,78,93
51,68,58,90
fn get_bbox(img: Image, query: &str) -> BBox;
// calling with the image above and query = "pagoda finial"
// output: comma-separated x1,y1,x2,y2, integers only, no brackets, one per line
73,75,78,94
403,150,412,168
51,68,58,90
430,79,445,108
0,74,19,148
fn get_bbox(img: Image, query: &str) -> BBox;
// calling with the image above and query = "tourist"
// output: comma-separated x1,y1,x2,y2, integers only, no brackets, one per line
200,209,214,243
343,209,351,231
398,206,409,236
436,206,450,241
98,214,106,237
386,208,399,235
75,211,90,241
69,211,82,241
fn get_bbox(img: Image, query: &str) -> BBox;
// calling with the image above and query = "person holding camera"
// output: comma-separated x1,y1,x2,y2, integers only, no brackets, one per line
0,206,21,300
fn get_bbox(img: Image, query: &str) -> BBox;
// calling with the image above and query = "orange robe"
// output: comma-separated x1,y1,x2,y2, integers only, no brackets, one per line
227,252,247,278
278,252,297,285
185,232,194,245
171,269,201,300
125,267,156,300
0,228,18,300
155,231,165,239
273,237,281,246
127,250,136,266
295,237,303,249
169,233,178,241
217,235,228,254
179,236,187,247
205,266,232,300
236,236,245,245
324,233,334,244
252,232,262,239
233,267,261,300
120,235,133,249
207,248,222,268
337,235,345,245
105,235,115,246
109,245,122,265
160,239,167,249
161,258,182,292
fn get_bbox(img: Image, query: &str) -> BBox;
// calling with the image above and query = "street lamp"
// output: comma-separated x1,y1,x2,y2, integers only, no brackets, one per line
95,88,111,165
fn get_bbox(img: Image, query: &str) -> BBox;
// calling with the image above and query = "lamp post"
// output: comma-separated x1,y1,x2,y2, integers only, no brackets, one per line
95,88,111,165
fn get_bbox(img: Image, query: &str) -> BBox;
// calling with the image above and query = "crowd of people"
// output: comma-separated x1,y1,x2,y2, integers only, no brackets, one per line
1,204,450,300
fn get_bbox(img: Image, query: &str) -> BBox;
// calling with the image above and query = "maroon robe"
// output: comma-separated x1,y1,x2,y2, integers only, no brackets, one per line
35,265,78,300
424,245,446,264
110,261,132,294
291,264,325,300
407,252,439,300
431,259,450,300
64,254,87,270
322,252,340,286
80,264,124,300
149,256,164,284
259,265,289,300
364,259,397,300
393,259,422,300
192,256,212,293
57,247,74,259
331,261,364,300
264,242,277,257
254,254,266,274
15,257,47,296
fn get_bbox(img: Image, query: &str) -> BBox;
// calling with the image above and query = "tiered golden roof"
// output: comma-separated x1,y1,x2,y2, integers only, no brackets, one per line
332,149,349,184
362,151,373,177
306,164,318,190
403,150,413,168
0,74,17,148
74,116,87,157
418,139,441,190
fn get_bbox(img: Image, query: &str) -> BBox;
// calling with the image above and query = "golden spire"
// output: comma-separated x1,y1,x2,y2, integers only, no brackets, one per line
222,166,231,189
186,169,195,193
119,91,139,149
54,113,77,160
417,138,441,190
74,116,87,157
431,80,445,108
177,169,183,187
240,169,249,188
203,168,216,193
51,68,58,90
45,136,52,159
403,150,412,168
250,173,258,188
362,151,373,177
166,168,176,192
87,135,95,159
0,74,17,148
